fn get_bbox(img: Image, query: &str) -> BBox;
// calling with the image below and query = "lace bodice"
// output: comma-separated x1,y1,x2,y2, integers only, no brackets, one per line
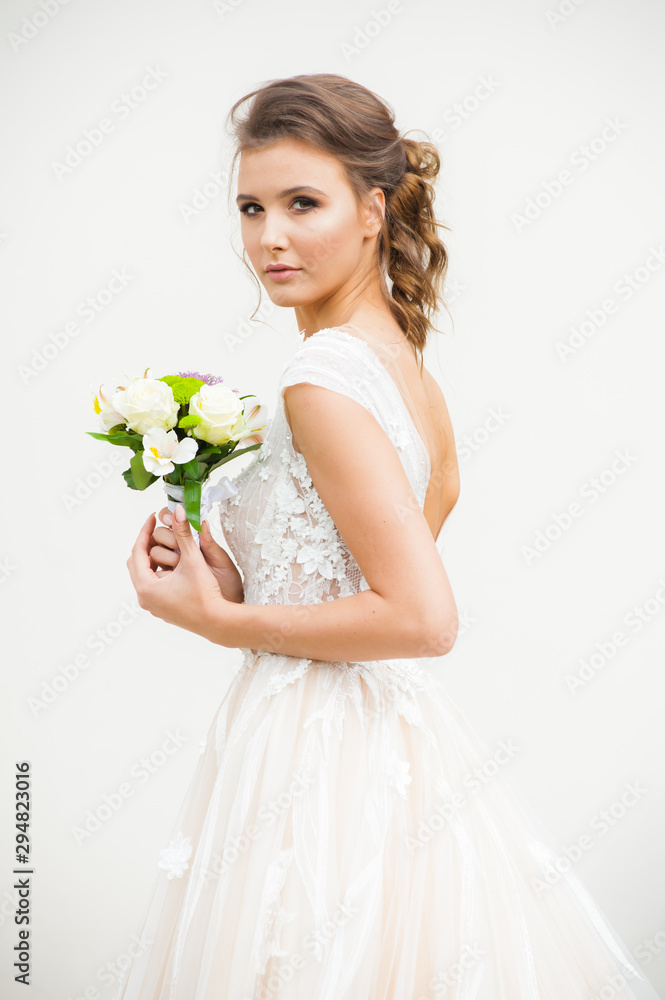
218,326,443,615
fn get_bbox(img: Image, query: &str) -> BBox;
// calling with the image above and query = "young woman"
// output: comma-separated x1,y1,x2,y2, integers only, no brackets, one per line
120,74,658,999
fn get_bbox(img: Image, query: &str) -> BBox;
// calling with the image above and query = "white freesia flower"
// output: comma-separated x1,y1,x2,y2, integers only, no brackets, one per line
92,381,127,433
189,384,245,446
142,427,199,476
158,830,193,879
112,378,179,436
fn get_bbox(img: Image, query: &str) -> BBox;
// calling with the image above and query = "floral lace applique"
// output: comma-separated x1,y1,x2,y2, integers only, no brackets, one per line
387,413,413,450
261,655,314,698
253,846,298,975
384,748,413,799
158,830,193,879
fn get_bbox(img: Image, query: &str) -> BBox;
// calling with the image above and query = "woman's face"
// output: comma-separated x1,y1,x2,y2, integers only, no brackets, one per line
236,138,383,312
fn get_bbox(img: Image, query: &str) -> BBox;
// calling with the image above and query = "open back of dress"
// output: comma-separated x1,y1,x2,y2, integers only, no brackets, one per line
114,327,659,1000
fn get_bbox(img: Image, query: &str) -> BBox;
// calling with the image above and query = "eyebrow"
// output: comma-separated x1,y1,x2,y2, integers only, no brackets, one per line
235,185,326,203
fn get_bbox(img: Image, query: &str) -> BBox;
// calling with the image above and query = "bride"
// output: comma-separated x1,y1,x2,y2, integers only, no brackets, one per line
121,73,658,999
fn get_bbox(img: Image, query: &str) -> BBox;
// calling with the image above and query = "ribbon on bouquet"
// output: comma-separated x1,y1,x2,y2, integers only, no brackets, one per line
163,476,239,548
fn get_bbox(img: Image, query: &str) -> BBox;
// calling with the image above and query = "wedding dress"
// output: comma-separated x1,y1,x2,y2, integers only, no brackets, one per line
114,325,660,999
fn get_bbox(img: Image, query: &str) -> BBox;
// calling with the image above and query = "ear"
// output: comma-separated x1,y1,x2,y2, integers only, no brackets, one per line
362,187,385,237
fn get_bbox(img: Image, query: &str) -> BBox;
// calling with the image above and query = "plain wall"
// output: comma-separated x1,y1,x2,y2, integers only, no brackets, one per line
1,0,663,996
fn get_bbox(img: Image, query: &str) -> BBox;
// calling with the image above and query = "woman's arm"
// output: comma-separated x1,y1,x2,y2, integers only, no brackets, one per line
128,383,458,659
202,581,457,660
203,382,458,660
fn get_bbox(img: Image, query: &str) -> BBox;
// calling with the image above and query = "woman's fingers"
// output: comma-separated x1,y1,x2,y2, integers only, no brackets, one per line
149,522,181,571
150,543,180,569
158,506,172,526
152,525,180,552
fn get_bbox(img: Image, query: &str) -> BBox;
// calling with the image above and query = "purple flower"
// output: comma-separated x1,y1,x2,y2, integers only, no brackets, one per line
175,370,237,391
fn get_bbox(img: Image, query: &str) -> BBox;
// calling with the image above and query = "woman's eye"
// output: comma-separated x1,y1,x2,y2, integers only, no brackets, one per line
239,197,318,217
293,197,317,210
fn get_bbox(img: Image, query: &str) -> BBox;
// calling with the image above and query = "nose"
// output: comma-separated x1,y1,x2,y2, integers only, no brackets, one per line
259,210,289,254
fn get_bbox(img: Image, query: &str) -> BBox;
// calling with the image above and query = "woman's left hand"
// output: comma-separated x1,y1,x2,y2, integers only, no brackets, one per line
126,504,229,641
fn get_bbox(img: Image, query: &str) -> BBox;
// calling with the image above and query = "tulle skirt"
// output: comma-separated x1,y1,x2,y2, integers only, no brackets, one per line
113,650,659,1000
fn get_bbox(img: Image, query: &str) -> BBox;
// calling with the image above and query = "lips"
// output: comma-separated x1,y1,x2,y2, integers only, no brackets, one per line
265,265,301,282
265,264,300,272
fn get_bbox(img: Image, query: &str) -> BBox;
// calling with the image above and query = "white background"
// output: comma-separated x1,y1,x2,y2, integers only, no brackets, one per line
1,0,664,996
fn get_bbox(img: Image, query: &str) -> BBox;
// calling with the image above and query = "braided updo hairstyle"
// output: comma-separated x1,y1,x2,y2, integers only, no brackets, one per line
225,73,451,360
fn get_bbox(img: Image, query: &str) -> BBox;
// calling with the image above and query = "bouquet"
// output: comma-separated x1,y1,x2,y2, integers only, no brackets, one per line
86,368,267,541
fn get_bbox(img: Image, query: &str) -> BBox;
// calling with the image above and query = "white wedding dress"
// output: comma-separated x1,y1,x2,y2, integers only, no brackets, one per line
114,326,660,999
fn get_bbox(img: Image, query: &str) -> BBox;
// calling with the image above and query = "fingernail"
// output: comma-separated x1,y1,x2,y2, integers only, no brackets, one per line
202,520,210,534
174,504,186,522
163,512,172,526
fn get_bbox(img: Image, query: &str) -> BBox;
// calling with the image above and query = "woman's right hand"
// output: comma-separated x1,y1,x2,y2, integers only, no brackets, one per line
149,507,245,604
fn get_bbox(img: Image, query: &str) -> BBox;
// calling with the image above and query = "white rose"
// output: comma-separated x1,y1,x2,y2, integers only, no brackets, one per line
112,379,179,436
189,384,244,446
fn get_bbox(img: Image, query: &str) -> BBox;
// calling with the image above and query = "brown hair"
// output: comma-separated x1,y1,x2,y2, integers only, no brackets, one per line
225,73,451,360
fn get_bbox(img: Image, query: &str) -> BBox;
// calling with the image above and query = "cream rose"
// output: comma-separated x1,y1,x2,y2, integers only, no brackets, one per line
112,379,179,436
188,384,244,446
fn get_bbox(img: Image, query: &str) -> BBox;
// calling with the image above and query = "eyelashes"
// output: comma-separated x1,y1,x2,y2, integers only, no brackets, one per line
239,197,319,217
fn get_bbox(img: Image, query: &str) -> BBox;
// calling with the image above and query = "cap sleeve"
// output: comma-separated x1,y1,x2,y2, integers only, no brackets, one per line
278,328,382,417
278,326,431,509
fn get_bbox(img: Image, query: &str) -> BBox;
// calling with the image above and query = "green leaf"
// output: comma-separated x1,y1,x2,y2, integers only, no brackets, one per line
195,446,222,459
181,456,201,480
128,451,156,490
85,430,143,451
206,442,261,474
122,466,139,490
184,479,202,532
